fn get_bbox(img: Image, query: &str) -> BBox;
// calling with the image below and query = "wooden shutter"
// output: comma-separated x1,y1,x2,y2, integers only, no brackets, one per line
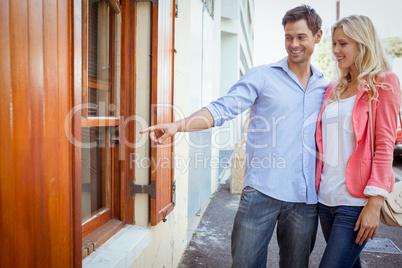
0,0,75,266
150,0,175,226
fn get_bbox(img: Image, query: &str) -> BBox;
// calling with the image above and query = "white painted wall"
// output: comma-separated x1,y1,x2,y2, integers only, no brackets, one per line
218,0,254,150
217,32,240,150
221,0,238,19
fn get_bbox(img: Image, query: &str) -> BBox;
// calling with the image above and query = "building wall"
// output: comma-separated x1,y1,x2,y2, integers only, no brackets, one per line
218,0,254,150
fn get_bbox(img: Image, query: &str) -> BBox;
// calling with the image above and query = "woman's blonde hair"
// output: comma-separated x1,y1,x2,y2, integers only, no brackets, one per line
329,15,391,103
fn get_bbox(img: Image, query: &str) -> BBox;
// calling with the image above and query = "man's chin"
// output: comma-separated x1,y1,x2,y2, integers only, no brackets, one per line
288,55,308,64
288,56,303,63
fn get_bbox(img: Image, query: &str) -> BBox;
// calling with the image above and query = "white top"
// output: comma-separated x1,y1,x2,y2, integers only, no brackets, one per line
318,95,368,206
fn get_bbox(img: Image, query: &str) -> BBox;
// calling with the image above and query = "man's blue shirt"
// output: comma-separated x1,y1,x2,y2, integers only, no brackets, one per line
205,57,328,204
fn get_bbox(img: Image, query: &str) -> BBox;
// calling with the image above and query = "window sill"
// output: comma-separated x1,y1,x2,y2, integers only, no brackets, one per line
82,219,125,258
82,225,151,268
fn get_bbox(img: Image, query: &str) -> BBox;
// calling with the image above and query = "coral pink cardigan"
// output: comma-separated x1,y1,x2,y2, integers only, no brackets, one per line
316,72,401,198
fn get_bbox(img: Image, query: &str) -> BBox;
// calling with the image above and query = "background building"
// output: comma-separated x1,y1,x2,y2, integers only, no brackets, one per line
218,0,255,152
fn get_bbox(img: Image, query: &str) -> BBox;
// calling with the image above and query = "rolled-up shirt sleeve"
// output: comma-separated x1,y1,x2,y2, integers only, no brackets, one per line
364,185,389,199
205,67,261,127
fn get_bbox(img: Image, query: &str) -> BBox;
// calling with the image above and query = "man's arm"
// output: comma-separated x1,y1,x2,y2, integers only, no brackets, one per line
140,107,214,144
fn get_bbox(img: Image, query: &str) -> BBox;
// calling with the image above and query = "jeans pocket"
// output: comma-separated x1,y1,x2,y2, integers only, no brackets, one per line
240,186,257,202
242,186,256,193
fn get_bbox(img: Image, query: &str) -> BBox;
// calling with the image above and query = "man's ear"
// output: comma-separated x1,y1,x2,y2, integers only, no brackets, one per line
315,29,323,44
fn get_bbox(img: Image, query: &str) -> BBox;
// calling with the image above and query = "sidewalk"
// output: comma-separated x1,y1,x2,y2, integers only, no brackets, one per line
178,165,402,268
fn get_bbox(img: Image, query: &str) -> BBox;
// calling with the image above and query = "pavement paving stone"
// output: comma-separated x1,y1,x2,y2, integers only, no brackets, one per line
178,168,402,268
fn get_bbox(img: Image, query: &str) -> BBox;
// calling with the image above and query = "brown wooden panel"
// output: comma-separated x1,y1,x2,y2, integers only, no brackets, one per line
82,0,89,118
82,219,124,258
57,0,73,264
43,1,62,266
72,0,83,265
0,0,15,266
150,0,175,226
28,0,46,265
82,208,112,237
88,78,110,90
122,0,135,224
108,0,122,13
10,1,33,266
81,118,120,127
0,0,74,266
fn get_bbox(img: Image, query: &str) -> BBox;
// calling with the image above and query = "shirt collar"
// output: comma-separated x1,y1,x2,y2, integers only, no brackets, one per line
271,56,324,79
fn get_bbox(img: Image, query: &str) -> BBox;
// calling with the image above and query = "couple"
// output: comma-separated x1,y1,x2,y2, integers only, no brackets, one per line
141,5,400,268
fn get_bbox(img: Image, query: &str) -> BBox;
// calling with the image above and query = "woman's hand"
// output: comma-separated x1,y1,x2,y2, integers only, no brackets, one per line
354,195,384,245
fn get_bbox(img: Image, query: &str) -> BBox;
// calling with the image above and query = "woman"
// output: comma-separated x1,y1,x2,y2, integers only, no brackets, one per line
315,15,401,267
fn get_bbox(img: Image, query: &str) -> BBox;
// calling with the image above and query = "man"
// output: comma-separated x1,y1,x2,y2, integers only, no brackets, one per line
141,5,328,268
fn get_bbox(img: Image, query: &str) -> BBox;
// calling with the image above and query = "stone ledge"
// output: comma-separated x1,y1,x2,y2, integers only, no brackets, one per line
83,225,151,268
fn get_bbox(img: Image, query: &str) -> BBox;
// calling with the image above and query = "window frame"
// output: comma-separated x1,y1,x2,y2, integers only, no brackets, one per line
73,0,176,261
80,0,132,258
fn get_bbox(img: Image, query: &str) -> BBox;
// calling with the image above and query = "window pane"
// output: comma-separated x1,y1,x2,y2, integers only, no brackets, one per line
87,0,121,117
81,127,111,219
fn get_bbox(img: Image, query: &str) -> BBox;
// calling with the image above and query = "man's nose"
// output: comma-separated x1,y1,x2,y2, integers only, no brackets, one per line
291,39,300,47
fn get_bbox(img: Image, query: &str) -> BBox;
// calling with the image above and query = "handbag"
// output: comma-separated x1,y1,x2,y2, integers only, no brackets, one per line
380,181,402,227
368,91,402,227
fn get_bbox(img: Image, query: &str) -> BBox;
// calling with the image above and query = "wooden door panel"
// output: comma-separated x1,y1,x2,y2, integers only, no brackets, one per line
0,0,18,266
0,0,74,266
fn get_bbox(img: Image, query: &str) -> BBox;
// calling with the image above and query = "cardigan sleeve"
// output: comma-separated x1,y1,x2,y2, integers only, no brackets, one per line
368,72,401,193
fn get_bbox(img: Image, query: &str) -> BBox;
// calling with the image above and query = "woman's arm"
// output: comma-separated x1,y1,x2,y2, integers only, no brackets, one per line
369,72,401,190
354,195,384,245
354,72,401,245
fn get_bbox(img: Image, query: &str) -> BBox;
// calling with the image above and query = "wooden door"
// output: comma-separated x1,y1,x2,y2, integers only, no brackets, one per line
0,0,75,267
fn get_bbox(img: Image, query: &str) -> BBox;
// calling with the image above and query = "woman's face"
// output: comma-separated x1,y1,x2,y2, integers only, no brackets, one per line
332,27,360,75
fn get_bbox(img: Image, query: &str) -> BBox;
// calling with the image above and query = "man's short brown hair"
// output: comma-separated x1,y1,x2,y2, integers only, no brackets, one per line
282,5,322,35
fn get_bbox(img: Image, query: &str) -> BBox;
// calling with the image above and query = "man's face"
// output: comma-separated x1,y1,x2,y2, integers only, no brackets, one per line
284,19,322,64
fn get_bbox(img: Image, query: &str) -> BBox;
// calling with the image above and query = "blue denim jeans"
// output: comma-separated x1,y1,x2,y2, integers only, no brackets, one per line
231,187,318,268
318,203,367,268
